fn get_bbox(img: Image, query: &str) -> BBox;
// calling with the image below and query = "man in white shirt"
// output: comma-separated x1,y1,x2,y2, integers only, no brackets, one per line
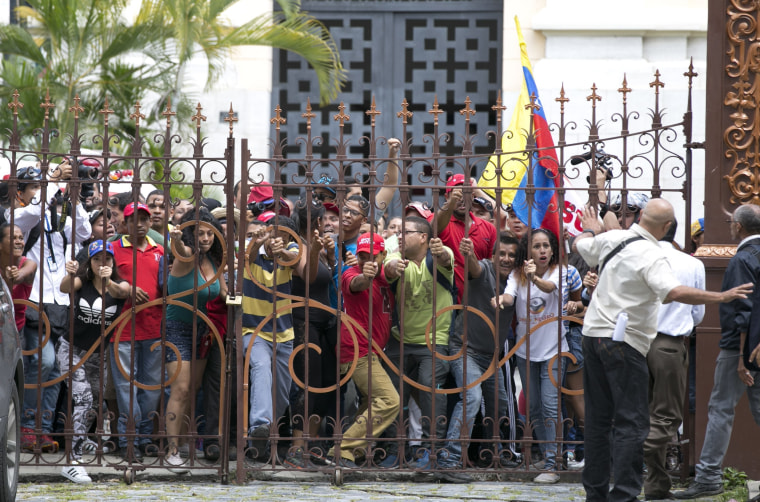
643,221,705,501
574,198,751,502
13,161,91,453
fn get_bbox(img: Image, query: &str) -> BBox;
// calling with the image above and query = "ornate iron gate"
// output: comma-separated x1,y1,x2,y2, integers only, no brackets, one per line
11,62,699,485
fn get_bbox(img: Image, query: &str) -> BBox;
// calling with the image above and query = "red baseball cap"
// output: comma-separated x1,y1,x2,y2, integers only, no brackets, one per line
445,173,474,194
356,233,385,255
323,202,339,215
123,202,150,218
257,211,276,223
405,201,433,220
247,182,275,205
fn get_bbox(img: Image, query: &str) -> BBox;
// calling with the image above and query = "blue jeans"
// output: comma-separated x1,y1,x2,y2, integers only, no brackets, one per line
440,350,509,467
22,325,60,432
243,335,293,430
109,340,162,448
516,356,563,469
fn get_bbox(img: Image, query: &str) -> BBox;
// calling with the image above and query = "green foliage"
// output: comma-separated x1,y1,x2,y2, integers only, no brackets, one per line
0,0,344,155
723,466,748,491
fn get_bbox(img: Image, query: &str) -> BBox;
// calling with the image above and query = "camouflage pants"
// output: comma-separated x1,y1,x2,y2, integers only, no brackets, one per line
57,338,105,459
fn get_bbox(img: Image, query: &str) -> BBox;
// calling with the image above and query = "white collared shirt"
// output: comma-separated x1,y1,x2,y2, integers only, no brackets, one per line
9,196,91,305
576,224,682,356
656,242,705,336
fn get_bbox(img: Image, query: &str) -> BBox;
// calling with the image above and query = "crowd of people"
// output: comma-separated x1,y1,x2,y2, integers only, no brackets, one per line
7,151,759,501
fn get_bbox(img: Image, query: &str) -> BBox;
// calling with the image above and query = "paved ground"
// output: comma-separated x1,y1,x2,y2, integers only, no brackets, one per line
16,460,734,501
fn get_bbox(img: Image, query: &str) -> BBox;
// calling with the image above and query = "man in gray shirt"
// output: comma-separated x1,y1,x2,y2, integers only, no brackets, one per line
436,235,516,483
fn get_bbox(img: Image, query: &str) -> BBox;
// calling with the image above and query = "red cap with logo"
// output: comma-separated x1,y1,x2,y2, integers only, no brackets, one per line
405,201,433,220
123,202,150,218
247,182,275,205
356,233,385,255
257,211,276,223
445,173,474,194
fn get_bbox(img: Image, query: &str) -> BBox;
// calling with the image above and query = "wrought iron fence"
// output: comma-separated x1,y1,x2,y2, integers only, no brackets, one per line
9,62,698,486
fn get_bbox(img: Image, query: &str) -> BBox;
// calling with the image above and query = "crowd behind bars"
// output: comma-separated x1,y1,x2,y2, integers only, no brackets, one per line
5,139,757,498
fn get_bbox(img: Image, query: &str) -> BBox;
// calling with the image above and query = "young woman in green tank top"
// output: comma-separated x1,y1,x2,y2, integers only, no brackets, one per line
164,207,227,472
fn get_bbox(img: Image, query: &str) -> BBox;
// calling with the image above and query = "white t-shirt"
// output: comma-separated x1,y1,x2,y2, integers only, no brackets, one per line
504,266,569,362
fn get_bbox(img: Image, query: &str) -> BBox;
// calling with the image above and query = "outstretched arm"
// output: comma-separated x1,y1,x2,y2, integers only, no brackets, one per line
664,283,753,305
374,138,401,219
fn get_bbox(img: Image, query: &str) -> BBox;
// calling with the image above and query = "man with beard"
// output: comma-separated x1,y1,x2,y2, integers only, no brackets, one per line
433,174,497,303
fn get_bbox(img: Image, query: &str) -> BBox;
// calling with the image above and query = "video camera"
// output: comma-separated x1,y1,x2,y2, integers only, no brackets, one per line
66,157,101,200
570,149,614,182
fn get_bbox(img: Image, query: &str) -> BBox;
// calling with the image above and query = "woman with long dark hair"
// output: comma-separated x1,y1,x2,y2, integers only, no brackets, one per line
494,228,568,483
164,207,226,472
59,240,130,483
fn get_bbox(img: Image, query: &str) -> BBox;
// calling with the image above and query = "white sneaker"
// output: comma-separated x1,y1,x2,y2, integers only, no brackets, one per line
568,458,585,470
534,472,560,484
82,439,113,455
165,452,189,474
61,462,92,484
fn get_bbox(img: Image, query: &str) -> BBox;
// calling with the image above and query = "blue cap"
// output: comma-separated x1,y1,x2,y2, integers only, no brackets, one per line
691,218,705,239
314,174,336,195
88,240,114,258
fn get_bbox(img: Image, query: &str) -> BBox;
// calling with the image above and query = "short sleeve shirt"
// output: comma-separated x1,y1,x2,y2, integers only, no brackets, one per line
576,224,681,356
338,265,394,363
386,248,455,346
432,213,496,303
111,235,164,342
504,266,568,361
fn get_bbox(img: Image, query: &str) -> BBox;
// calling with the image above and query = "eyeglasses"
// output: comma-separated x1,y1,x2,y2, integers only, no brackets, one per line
341,206,365,218
404,230,426,236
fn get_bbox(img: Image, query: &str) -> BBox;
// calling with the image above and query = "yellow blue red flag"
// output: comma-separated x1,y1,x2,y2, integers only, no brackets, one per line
478,16,561,238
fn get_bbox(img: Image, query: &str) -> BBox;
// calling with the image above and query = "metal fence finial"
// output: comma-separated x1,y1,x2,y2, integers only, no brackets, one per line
8,89,23,116
130,101,146,127
40,89,54,120
162,97,177,130
225,103,237,138
191,102,206,128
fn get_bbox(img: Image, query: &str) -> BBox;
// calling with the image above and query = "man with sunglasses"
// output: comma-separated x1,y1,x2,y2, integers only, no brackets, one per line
9,160,92,454
312,175,337,204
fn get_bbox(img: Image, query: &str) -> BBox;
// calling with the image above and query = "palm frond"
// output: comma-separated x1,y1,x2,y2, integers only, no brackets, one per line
226,10,345,105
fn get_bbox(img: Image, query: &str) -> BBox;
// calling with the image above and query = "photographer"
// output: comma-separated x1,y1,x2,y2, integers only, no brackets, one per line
10,159,92,453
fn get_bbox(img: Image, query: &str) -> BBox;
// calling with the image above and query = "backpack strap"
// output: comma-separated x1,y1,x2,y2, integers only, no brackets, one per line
425,250,458,302
599,236,645,276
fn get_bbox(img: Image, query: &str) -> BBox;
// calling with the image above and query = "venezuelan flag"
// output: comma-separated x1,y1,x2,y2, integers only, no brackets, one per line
478,16,561,239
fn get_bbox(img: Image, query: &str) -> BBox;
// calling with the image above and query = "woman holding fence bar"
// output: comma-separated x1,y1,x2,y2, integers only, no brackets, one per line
164,208,226,473
494,228,568,484
59,240,129,483
285,197,338,468
0,223,36,332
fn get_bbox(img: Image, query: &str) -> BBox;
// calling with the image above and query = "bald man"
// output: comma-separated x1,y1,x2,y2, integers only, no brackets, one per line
572,199,752,502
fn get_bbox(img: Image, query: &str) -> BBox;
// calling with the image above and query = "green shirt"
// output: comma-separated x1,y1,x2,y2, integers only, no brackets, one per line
386,247,455,346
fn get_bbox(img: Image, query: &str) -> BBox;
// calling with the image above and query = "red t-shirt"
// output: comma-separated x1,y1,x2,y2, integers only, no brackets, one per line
12,256,32,332
111,235,164,342
431,213,497,302
338,265,394,364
